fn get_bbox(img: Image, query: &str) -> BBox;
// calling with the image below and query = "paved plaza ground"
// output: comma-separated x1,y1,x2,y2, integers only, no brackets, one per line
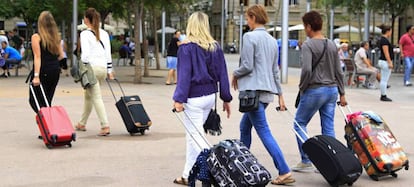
0,54,413,186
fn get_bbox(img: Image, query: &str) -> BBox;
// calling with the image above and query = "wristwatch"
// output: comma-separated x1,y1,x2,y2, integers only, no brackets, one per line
34,73,39,77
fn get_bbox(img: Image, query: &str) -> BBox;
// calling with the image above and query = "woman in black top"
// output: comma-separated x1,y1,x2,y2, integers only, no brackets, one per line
377,25,393,102
29,11,64,112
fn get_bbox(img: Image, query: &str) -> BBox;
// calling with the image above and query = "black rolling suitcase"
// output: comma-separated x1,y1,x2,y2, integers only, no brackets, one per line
277,107,361,187
107,79,151,135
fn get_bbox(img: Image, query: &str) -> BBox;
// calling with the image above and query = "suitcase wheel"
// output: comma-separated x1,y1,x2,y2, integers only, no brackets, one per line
45,143,53,149
140,129,146,135
51,135,58,144
67,143,72,148
369,175,379,181
71,133,76,141
391,173,398,178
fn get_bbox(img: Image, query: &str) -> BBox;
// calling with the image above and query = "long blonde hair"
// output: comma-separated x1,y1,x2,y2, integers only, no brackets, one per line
84,7,100,41
37,11,60,55
185,12,217,51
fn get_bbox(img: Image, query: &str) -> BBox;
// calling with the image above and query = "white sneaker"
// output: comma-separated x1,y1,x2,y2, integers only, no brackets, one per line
367,83,377,89
291,162,314,172
405,81,412,86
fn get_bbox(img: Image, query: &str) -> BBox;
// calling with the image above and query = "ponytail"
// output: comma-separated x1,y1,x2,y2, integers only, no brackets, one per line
85,7,100,41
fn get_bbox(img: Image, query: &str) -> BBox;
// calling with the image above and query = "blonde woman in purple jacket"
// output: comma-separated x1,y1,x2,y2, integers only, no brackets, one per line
172,11,232,185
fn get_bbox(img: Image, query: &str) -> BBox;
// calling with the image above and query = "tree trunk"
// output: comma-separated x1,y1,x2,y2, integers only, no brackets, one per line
357,12,363,41
133,1,142,84
152,7,161,70
142,8,149,77
390,14,396,46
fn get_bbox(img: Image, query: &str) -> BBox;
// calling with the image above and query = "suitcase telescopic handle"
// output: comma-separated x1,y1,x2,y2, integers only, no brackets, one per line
275,106,309,143
172,109,212,149
29,83,50,111
336,102,352,123
106,78,126,102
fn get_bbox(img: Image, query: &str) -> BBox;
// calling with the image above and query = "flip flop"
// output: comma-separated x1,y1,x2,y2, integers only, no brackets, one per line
173,177,188,186
271,176,295,185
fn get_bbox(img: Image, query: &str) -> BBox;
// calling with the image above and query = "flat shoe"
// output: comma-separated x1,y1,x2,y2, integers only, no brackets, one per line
97,127,110,136
271,176,295,185
75,124,86,131
173,177,188,186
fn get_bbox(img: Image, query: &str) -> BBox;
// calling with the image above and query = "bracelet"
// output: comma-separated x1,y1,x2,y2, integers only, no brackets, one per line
34,73,39,77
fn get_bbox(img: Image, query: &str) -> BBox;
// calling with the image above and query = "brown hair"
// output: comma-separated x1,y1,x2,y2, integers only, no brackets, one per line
302,11,323,31
37,11,61,55
379,24,391,34
84,7,100,41
246,4,269,25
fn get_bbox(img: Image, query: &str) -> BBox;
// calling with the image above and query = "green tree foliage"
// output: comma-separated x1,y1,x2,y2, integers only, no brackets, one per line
369,0,414,44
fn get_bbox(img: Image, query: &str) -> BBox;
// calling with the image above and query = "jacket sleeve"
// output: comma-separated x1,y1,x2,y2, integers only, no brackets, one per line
299,43,313,93
216,47,233,102
80,31,91,63
233,34,254,78
173,46,191,103
272,46,283,95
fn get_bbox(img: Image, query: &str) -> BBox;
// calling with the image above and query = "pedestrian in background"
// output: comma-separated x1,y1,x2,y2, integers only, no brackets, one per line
399,24,414,86
59,33,69,77
172,11,232,186
165,31,181,85
75,7,114,136
231,4,295,185
354,41,381,89
378,24,393,102
292,10,347,172
28,11,64,113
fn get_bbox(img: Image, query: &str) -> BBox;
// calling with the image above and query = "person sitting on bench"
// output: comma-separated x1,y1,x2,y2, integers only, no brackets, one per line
1,41,22,77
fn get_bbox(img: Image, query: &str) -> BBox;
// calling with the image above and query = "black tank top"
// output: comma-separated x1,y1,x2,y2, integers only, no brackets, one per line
39,41,60,72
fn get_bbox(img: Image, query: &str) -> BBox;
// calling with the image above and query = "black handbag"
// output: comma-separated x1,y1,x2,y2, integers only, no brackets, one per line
203,93,222,136
239,90,259,112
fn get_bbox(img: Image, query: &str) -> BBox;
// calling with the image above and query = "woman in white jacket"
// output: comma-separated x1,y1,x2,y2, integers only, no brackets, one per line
75,7,114,136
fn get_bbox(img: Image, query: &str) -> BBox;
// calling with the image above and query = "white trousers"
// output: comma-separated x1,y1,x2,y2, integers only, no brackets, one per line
181,93,215,178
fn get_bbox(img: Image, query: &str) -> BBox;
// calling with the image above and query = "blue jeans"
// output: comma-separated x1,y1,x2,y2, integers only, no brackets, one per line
240,102,290,175
404,57,414,83
378,60,391,95
294,86,338,164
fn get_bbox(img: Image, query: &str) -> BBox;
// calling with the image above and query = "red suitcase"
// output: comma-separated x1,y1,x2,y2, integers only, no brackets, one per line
30,84,76,149
338,104,409,181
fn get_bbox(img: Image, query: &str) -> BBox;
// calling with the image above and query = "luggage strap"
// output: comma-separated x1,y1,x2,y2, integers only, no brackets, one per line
172,109,212,149
106,78,126,101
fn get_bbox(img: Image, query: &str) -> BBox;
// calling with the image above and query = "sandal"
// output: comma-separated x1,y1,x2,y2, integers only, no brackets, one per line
271,174,295,185
75,124,86,131
173,177,188,186
97,127,110,136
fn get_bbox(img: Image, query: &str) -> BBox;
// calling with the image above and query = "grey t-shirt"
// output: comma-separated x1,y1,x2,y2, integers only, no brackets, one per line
299,38,345,95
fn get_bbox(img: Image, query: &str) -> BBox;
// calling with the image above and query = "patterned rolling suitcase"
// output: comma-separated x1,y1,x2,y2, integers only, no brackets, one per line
107,79,151,135
30,84,76,149
207,139,272,187
338,105,409,181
